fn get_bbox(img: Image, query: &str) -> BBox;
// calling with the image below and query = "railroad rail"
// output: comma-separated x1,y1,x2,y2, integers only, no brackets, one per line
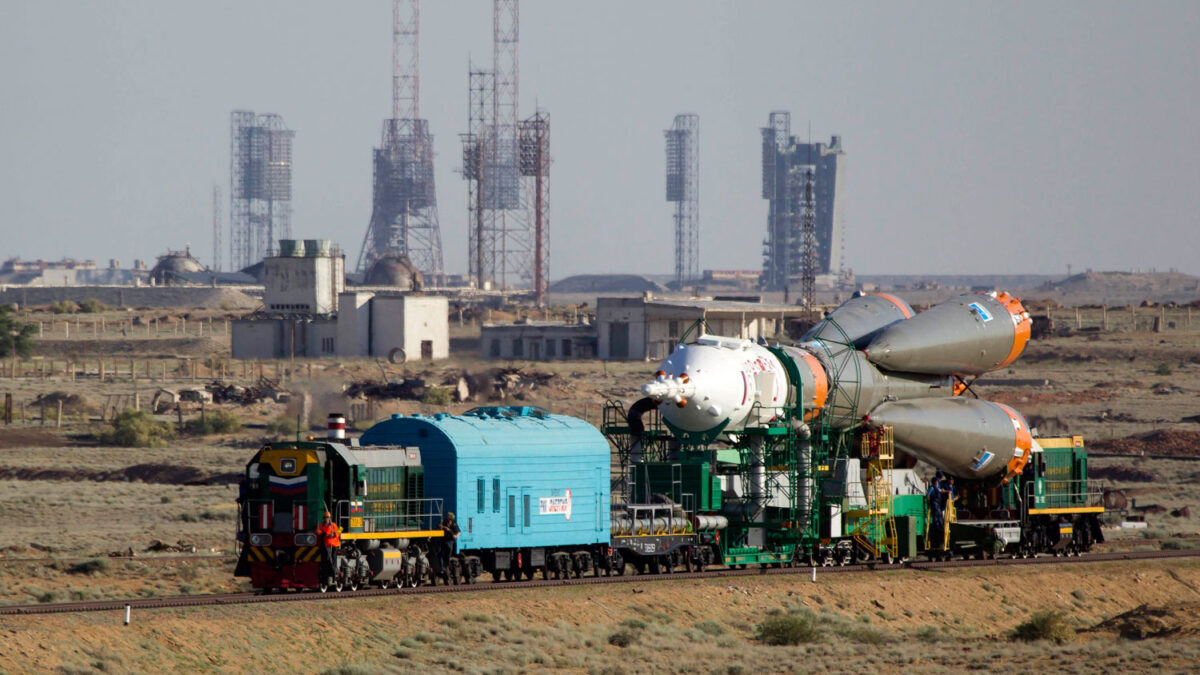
4,548,1198,616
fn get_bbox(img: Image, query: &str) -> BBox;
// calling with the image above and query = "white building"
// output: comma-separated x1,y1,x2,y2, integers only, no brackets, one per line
262,239,345,314
337,292,448,361
480,321,597,360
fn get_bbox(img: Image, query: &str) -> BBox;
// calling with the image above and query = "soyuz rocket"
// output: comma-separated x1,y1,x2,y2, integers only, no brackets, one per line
641,291,1035,482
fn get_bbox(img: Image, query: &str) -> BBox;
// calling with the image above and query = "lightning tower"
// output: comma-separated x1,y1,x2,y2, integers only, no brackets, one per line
665,114,699,288
357,0,445,283
230,111,294,271
212,185,222,272
462,0,548,294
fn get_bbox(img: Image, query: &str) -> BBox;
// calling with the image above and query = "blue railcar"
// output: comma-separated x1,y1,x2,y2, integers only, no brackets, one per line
360,407,613,580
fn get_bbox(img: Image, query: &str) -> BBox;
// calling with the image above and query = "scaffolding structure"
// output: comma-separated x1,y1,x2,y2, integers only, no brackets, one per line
229,111,294,271
665,114,699,288
356,0,445,283
461,0,547,293
760,111,845,294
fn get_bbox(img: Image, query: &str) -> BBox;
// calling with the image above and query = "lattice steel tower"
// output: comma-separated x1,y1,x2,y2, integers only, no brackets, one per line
357,0,445,283
462,0,547,293
665,114,699,287
229,111,294,271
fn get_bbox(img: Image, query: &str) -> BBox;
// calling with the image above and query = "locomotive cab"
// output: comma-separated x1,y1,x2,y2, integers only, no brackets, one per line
235,440,442,592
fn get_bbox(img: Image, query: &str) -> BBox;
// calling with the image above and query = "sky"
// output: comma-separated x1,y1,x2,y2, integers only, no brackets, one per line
2,1,1198,279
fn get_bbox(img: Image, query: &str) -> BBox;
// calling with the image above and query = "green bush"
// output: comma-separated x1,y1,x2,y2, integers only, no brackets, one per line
265,415,302,438
187,409,242,435
77,299,107,313
755,615,818,646
98,410,174,448
50,300,78,314
1161,539,1199,550
421,387,453,406
1011,610,1074,644
695,619,725,636
0,304,36,359
1154,363,1172,376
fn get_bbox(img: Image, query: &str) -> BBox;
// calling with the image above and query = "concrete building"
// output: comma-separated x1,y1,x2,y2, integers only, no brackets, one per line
337,293,448,361
263,240,345,314
596,297,811,361
480,322,597,360
231,238,447,361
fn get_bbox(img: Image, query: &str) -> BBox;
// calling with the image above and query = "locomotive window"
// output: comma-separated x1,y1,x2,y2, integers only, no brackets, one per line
280,458,296,474
477,478,485,513
493,478,500,512
523,495,531,527
507,495,516,528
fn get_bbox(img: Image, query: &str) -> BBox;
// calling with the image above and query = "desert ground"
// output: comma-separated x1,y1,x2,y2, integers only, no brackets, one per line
0,295,1199,672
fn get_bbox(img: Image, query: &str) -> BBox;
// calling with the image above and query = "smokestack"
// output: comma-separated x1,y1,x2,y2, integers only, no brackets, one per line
327,413,346,440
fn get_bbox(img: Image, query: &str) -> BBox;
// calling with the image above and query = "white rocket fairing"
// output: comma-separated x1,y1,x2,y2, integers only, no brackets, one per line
641,291,1036,481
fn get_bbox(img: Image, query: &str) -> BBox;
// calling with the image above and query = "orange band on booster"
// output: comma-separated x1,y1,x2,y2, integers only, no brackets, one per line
796,351,828,420
995,401,1033,480
992,291,1031,369
871,292,914,319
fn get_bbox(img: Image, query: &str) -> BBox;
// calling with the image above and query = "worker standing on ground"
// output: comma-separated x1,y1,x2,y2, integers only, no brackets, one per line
316,510,341,582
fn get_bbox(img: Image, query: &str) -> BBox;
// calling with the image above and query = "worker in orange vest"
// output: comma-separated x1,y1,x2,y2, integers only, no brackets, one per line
316,511,341,577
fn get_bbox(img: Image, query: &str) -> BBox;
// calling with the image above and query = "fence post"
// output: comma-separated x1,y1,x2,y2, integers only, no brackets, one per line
56,400,63,428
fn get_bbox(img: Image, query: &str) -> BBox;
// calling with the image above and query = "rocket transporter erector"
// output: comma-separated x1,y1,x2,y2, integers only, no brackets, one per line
641,290,1035,481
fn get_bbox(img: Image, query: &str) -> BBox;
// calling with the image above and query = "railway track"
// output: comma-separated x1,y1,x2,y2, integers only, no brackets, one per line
3,548,1197,617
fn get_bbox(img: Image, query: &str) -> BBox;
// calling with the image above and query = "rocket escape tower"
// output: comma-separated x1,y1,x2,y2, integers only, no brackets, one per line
462,0,550,302
760,111,845,294
230,111,294,272
665,114,699,289
357,0,446,284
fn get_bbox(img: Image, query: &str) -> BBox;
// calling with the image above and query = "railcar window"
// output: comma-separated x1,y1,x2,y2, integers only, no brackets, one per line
523,495,531,527
493,478,500,512
508,495,516,528
477,478,485,513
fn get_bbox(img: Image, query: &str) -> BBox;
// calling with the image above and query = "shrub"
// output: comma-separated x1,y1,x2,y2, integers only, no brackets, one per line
68,559,111,575
1154,363,1172,376
265,415,302,438
1161,539,1198,550
621,618,647,630
98,410,174,448
695,620,725,636
50,300,78,314
1011,610,1074,644
607,629,638,648
0,304,36,358
755,615,818,646
914,625,940,643
421,387,453,406
78,299,107,313
187,409,242,435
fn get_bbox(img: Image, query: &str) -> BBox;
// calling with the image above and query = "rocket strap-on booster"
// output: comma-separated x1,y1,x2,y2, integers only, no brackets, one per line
641,290,1036,481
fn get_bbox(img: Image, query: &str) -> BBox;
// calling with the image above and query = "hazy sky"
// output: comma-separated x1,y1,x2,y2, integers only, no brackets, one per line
2,1,1198,278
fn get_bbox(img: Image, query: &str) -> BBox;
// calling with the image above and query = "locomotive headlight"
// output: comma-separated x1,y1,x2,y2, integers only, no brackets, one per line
294,533,316,546
249,533,272,547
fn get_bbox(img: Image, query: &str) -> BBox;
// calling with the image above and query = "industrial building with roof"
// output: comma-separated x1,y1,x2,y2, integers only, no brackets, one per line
231,239,448,361
480,296,811,362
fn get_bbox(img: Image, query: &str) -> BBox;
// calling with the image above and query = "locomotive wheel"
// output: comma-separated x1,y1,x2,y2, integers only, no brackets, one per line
318,578,331,593
348,577,360,592
334,577,345,592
